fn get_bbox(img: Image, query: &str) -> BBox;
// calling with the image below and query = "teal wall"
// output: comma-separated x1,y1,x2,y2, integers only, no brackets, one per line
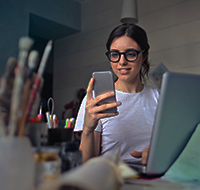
0,0,81,76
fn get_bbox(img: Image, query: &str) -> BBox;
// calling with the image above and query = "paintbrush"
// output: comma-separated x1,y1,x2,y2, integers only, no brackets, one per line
18,40,53,136
27,50,39,77
0,57,17,136
19,50,39,129
8,37,34,136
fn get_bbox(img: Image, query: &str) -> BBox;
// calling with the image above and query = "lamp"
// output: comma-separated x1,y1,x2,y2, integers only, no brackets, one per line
120,0,138,24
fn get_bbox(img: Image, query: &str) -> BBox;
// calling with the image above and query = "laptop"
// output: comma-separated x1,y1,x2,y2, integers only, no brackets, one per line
128,71,200,177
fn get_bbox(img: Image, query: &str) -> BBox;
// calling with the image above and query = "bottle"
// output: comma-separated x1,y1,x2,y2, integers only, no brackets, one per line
60,141,82,172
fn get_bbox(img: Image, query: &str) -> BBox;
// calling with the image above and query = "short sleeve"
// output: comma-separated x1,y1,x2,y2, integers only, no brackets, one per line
74,95,87,132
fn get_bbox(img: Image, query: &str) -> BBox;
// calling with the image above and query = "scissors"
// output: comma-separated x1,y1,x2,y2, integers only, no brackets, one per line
47,97,54,118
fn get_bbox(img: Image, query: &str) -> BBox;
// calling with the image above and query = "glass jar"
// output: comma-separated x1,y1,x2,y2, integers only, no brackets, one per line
34,146,61,188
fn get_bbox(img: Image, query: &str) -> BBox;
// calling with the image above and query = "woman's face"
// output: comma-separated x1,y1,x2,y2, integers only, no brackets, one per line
110,35,144,83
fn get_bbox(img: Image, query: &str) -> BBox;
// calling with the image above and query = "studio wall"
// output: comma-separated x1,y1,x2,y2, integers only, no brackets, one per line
54,0,200,119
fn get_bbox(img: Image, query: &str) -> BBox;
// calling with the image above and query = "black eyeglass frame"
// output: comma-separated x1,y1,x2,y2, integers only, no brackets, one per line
105,49,145,63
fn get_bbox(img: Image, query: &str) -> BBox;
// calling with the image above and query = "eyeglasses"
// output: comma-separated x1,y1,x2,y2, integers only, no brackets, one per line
105,49,145,63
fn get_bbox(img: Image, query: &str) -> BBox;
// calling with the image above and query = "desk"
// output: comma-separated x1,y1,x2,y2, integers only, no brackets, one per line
39,173,200,190
121,178,200,190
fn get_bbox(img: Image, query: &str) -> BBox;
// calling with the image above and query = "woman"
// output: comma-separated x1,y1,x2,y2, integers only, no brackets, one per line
74,23,159,165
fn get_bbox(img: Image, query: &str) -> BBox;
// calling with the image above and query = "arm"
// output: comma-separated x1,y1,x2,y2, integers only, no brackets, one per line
79,78,121,163
80,131,101,163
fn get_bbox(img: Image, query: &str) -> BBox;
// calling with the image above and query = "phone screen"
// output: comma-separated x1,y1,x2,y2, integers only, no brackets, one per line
92,71,117,113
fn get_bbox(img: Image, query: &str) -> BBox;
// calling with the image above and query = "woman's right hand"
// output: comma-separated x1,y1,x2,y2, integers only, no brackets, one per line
83,78,121,133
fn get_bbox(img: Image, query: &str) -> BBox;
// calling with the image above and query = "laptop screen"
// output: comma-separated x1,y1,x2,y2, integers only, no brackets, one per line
146,72,200,176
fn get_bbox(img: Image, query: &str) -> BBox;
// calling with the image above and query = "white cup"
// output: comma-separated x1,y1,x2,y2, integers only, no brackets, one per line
0,137,35,190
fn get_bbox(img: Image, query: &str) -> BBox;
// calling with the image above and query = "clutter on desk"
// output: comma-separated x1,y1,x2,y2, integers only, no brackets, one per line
46,97,55,129
64,117,75,129
0,37,137,190
0,36,52,137
39,150,139,190
0,36,65,190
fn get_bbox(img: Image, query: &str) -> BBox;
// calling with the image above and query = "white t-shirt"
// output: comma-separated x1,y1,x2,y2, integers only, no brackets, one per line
74,85,160,163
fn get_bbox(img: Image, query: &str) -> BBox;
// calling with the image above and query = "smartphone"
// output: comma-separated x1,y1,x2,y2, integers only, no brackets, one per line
92,71,117,113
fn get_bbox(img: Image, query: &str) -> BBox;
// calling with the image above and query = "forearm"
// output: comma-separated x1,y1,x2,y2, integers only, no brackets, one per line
79,129,97,163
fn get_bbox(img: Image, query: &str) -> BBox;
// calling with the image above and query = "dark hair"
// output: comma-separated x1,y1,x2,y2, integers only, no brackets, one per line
106,23,150,82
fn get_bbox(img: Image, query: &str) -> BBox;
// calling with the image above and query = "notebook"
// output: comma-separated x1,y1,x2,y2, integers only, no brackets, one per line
128,71,200,177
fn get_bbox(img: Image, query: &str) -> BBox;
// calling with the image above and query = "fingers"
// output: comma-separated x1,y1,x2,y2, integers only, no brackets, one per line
130,150,142,158
141,145,150,165
86,77,121,113
141,152,148,165
84,77,121,132
94,91,115,104
130,145,150,165
86,77,94,100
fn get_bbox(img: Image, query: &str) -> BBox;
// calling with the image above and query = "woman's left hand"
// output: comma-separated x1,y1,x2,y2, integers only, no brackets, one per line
130,145,150,165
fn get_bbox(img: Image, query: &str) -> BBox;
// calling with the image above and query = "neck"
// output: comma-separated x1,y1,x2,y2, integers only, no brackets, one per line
115,78,144,93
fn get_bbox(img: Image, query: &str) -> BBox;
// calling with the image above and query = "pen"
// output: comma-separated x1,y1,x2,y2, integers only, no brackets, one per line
20,50,39,125
65,118,69,128
70,118,75,128
46,111,52,129
53,114,58,128
37,102,44,121
67,119,71,128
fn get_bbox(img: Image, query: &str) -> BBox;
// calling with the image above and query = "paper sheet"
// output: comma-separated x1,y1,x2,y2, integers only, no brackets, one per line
163,123,200,185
